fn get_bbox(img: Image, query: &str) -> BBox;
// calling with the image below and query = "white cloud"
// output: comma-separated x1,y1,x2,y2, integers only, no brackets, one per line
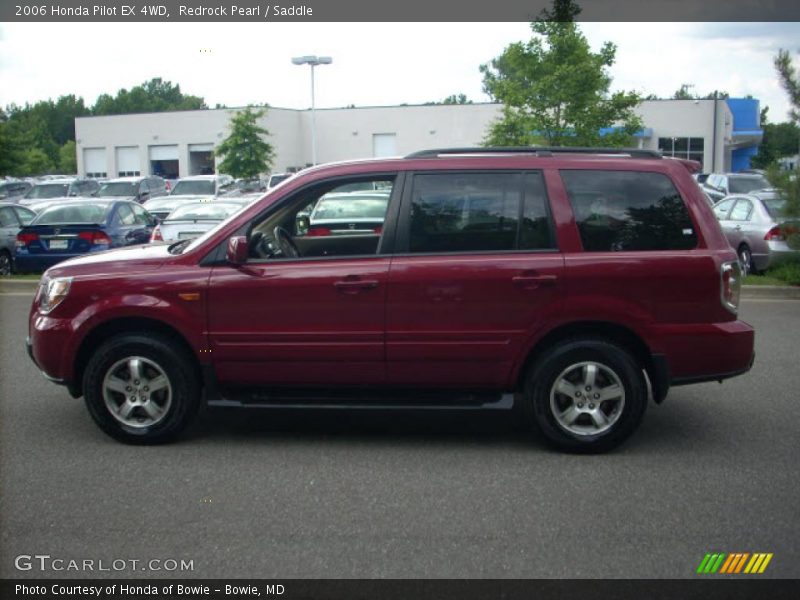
0,21,797,123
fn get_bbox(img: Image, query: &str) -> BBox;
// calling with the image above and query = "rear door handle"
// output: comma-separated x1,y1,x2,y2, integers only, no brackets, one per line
334,279,379,293
512,274,558,290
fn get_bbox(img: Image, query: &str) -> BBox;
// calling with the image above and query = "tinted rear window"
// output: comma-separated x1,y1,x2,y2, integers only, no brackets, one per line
35,203,110,225
561,170,697,251
761,197,786,219
171,180,215,196
728,175,769,194
409,172,554,253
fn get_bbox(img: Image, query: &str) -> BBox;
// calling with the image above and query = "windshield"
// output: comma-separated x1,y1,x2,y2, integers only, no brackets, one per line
729,176,769,194
34,203,110,225
98,182,137,197
25,183,70,199
311,195,390,221
167,203,243,221
171,180,215,196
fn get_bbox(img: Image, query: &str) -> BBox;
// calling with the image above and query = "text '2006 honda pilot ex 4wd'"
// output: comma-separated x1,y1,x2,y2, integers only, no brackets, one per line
27,147,755,452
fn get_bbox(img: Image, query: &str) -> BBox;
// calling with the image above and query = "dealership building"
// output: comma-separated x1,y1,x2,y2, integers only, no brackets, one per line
74,98,762,179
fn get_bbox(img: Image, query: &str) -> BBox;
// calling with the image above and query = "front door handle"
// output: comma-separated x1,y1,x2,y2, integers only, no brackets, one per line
334,279,379,294
512,274,558,290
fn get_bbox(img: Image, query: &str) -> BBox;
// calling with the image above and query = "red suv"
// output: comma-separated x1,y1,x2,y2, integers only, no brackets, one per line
26,148,755,452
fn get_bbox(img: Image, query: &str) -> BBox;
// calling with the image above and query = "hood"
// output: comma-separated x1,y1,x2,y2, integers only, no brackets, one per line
164,194,215,202
45,243,174,279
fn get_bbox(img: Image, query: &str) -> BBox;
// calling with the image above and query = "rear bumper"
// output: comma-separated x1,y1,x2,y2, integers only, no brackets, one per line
15,253,77,273
652,319,755,383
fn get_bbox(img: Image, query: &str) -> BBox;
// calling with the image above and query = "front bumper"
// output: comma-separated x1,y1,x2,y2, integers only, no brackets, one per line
26,335,68,385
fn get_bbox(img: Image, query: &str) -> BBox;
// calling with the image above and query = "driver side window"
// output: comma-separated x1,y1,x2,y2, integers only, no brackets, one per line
247,177,395,261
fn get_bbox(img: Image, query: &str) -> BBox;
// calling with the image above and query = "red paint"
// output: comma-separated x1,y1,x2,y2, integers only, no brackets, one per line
28,153,755,397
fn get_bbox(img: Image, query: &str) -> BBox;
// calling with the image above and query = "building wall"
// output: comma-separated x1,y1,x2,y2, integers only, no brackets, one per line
74,99,752,178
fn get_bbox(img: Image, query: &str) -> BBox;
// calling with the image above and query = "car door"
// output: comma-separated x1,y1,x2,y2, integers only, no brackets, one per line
726,197,758,252
0,206,21,259
385,171,564,389
715,197,744,249
206,175,402,388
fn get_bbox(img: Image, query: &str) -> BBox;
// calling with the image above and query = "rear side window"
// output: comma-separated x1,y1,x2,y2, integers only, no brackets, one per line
729,199,753,221
409,172,554,253
561,170,697,252
116,204,136,225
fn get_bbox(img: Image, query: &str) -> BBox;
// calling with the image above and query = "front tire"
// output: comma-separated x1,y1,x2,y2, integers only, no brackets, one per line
522,338,647,453
83,333,200,444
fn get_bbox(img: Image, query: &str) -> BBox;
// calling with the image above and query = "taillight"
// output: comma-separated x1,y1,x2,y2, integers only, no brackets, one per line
307,227,332,237
78,231,112,245
16,232,39,248
150,225,163,242
720,261,742,314
373,226,383,234
764,226,784,241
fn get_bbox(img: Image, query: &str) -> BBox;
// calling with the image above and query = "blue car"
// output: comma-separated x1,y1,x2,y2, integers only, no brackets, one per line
14,200,156,273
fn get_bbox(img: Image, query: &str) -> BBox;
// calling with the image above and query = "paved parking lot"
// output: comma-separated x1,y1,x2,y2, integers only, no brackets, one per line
1,291,798,579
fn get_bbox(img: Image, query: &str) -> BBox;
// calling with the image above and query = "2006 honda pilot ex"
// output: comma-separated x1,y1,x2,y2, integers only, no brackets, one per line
27,147,755,452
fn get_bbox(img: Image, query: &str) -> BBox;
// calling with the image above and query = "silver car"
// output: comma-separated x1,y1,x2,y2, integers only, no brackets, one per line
0,202,37,275
151,200,251,243
713,191,800,274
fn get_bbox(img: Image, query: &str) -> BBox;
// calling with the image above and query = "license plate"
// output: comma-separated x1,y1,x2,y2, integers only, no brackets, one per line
49,240,69,250
178,232,202,240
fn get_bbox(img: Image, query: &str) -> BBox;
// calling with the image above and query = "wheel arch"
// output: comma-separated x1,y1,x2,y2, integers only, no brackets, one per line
514,320,669,403
70,316,201,398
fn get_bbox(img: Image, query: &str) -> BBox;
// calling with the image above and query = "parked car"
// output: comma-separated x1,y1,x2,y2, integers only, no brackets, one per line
0,202,36,275
306,191,391,237
14,200,156,273
169,175,235,198
19,178,100,205
143,196,214,222
267,172,293,188
712,190,800,275
97,176,168,204
702,172,771,203
150,199,251,243
26,147,754,452
0,180,33,201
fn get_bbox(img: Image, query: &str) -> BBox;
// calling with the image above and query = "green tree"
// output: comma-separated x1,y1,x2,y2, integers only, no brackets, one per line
58,140,77,173
19,148,54,176
480,0,641,147
92,78,207,115
770,49,800,221
672,85,694,100
215,107,274,179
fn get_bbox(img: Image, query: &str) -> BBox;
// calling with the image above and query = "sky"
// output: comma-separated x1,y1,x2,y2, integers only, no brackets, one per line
0,22,798,122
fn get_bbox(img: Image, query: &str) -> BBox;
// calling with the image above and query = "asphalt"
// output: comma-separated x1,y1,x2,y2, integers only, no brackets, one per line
0,291,798,579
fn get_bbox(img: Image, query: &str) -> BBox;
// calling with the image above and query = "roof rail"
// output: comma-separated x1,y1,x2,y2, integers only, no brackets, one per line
405,147,663,159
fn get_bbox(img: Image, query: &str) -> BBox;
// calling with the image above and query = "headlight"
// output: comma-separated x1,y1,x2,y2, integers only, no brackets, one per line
39,277,73,314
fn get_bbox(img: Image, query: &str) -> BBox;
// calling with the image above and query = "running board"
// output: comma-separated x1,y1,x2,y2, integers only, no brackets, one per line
207,390,516,411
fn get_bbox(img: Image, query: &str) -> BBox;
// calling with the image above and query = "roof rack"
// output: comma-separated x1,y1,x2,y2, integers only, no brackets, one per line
405,147,663,159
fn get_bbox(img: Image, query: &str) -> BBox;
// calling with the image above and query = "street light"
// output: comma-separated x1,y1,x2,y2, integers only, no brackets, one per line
292,55,332,165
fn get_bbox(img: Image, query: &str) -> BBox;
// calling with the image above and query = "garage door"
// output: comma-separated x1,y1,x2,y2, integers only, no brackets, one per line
149,145,179,161
83,148,107,178
116,146,140,176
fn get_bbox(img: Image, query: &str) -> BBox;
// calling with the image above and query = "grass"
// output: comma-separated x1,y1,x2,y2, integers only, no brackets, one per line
743,273,785,286
4,274,42,281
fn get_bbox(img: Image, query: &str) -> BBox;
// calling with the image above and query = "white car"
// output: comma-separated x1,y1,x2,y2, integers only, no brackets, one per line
150,199,251,242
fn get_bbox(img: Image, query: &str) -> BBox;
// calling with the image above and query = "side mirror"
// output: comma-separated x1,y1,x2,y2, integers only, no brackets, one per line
226,235,249,265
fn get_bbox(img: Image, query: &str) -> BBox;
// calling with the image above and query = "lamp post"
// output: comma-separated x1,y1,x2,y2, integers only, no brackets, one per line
292,55,332,166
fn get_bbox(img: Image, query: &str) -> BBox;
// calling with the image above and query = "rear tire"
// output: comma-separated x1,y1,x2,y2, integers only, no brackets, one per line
738,244,752,277
83,333,200,444
0,250,11,276
522,338,647,453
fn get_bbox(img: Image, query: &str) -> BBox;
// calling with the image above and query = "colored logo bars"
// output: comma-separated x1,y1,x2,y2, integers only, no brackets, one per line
697,552,773,574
